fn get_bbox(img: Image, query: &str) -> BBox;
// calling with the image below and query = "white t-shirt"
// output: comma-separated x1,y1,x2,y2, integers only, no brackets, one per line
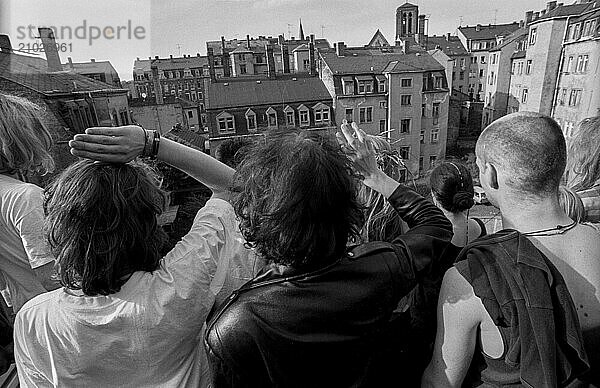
0,174,54,312
14,198,262,388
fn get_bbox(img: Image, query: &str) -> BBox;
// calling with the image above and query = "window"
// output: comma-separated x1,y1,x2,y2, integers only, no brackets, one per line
285,110,295,126
429,155,437,167
569,89,582,106
583,21,592,36
187,110,194,119
480,56,486,64
246,109,257,131
459,71,464,80
345,108,353,122
518,61,523,75
567,56,574,72
401,78,412,88
521,88,528,103
314,105,330,124
378,80,386,93
560,88,567,105
267,112,277,127
529,28,537,46
401,95,412,106
422,103,426,117
432,102,441,125
299,107,310,126
419,157,424,171
358,80,373,94
399,146,410,160
239,64,247,74
430,128,440,143
303,59,310,70
379,119,386,133
526,60,532,74
343,80,354,95
479,69,485,77
472,42,480,50
576,55,589,73
512,62,516,74
420,130,425,143
359,107,373,123
452,71,456,81
471,57,477,64
379,101,387,109
400,119,411,133
574,23,582,40
460,58,465,67
217,112,235,132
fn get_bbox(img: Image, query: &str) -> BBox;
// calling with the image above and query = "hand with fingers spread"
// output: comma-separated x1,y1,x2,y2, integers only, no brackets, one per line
337,121,401,198
69,126,146,163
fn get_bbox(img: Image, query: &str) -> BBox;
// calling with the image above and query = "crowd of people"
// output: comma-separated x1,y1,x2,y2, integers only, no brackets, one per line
0,90,599,387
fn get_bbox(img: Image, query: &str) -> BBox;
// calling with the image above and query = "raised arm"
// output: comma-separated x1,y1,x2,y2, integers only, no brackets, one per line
69,126,234,195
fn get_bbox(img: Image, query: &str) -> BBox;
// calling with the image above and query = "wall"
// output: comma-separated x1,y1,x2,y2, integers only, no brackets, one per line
130,102,184,134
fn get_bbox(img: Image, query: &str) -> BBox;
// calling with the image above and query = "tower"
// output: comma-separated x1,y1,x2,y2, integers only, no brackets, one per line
299,18,305,41
395,3,419,42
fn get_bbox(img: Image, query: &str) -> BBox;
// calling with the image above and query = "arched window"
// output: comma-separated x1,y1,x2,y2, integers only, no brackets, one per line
408,12,413,34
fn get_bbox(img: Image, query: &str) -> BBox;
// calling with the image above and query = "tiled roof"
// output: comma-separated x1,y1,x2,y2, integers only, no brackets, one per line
0,51,124,95
63,60,116,75
165,128,207,150
207,76,331,110
569,4,600,27
425,35,469,56
320,49,444,75
134,56,208,73
458,22,520,40
534,2,594,23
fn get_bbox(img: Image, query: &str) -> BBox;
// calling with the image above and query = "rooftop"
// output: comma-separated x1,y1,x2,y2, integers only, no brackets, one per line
206,36,331,56
425,35,469,56
491,27,529,52
458,22,520,40
63,60,117,75
320,48,444,75
533,2,595,23
0,51,125,96
206,75,331,110
134,55,208,73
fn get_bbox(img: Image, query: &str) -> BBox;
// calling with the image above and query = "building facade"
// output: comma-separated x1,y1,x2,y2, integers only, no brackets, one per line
63,58,121,87
426,34,471,94
552,3,600,139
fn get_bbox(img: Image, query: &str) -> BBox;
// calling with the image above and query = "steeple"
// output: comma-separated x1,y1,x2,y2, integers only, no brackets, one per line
299,18,305,41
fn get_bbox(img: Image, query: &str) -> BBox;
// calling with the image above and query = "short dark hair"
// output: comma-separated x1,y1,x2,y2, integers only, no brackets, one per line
477,112,566,198
44,160,168,296
215,138,254,168
233,130,364,268
430,161,474,213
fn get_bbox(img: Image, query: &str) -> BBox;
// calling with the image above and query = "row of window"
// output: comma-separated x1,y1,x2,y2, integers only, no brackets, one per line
470,55,487,65
566,18,598,42
471,40,496,51
564,54,590,74
555,118,576,138
342,77,389,95
511,59,533,76
558,88,583,107
217,105,330,132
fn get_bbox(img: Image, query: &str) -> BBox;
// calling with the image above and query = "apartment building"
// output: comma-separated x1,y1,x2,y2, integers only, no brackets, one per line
425,34,471,94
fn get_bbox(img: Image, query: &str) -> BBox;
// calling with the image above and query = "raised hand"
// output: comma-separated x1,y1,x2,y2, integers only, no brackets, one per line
69,126,146,163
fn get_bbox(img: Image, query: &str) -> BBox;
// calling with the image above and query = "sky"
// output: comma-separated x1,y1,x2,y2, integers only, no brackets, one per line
1,0,551,80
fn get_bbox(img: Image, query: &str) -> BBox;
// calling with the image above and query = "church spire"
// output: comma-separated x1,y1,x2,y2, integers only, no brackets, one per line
299,18,305,41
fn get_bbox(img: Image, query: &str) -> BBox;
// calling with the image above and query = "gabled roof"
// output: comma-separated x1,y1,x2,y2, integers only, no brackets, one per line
492,27,528,52
458,22,520,40
534,2,594,23
367,30,391,48
63,60,117,75
0,51,124,96
425,35,469,56
397,2,418,9
320,49,444,75
207,76,331,110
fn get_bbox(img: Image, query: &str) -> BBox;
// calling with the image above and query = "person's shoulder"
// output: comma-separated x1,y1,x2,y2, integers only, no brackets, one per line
16,288,62,321
347,241,398,260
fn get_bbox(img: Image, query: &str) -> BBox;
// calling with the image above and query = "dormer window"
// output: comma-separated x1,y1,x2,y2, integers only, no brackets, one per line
298,104,310,127
217,111,235,132
357,77,373,94
284,105,295,126
342,77,354,95
266,107,278,128
245,109,257,131
313,103,330,125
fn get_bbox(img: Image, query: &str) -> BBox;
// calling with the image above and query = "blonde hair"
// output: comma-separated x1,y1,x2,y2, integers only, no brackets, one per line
0,93,54,175
558,186,585,223
567,116,600,191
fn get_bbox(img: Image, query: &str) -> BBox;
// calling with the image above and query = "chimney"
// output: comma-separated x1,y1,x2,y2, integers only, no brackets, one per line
90,58,95,62
279,35,290,73
475,24,482,32
170,54,173,59
546,1,557,11
417,15,426,45
246,34,251,49
308,34,316,76
336,41,346,56
533,11,540,21
446,32,451,41
38,28,62,72
0,34,12,52
519,20,524,28
151,65,164,105
67,57,74,69
540,10,546,16
525,11,534,26
207,47,217,83
266,44,276,78
221,36,231,77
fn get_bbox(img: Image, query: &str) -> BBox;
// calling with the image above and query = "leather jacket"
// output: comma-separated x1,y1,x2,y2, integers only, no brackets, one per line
204,185,453,388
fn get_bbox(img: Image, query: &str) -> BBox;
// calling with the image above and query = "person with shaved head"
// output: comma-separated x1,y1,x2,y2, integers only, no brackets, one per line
423,112,595,387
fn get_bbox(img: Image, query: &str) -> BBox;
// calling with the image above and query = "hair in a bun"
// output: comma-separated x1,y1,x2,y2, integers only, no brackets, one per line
430,162,475,213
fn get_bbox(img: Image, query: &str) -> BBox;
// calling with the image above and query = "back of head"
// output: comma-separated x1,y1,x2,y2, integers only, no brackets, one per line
44,160,168,296
476,112,566,199
558,186,585,223
215,137,254,168
233,130,364,268
430,161,474,213
0,93,55,175
566,116,600,191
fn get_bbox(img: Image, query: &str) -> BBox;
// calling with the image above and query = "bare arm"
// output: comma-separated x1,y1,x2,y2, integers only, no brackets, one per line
69,126,234,195
422,267,481,387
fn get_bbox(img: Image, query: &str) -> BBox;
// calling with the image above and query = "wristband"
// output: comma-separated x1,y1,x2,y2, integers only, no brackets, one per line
150,130,161,158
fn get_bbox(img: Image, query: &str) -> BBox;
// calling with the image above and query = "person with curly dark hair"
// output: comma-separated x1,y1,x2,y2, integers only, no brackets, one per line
66,122,452,387
14,131,262,387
